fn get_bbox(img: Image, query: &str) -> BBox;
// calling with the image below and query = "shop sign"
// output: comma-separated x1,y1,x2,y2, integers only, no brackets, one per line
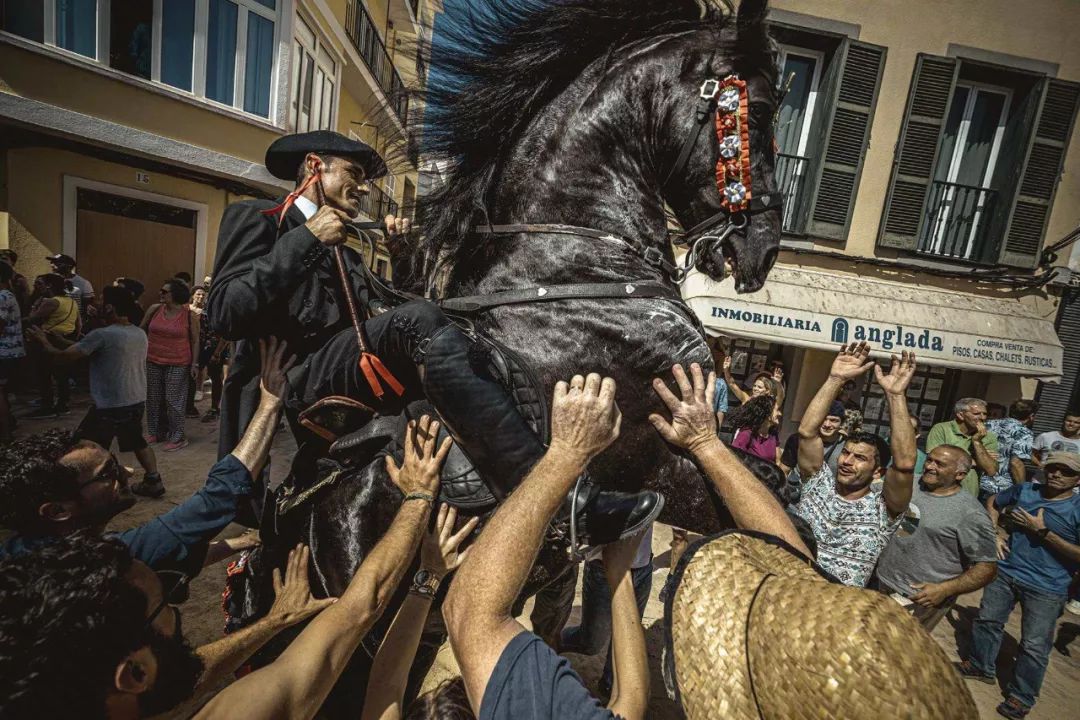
706,304,1059,375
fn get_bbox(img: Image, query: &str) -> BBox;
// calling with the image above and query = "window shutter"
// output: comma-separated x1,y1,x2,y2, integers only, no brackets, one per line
877,55,959,250
805,41,886,240
999,79,1080,268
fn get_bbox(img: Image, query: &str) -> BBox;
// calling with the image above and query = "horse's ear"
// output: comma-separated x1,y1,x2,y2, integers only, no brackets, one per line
736,0,769,32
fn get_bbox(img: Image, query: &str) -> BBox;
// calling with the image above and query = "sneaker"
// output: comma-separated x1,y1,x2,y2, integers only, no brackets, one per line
162,439,189,452
201,408,220,423
27,406,59,419
956,660,996,684
131,478,165,498
996,698,1030,719
145,435,158,444
1066,599,1080,616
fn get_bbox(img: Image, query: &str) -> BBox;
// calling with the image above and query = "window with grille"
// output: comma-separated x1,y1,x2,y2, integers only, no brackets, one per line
289,15,338,132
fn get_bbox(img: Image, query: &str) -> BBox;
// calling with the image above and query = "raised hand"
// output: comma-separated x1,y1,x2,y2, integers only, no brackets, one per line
549,373,622,464
385,214,412,237
385,414,453,498
420,504,480,580
649,363,718,454
829,342,875,381
269,543,337,626
873,350,916,397
258,336,296,402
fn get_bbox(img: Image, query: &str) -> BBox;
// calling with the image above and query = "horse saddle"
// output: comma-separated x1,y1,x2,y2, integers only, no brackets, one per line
275,334,548,517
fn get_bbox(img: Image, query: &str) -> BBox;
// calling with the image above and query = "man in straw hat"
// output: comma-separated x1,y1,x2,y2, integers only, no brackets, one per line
791,342,918,586
959,450,1080,719
208,130,660,543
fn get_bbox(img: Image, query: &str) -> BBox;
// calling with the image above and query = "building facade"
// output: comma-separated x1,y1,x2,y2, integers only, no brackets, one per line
0,0,429,294
684,0,1079,438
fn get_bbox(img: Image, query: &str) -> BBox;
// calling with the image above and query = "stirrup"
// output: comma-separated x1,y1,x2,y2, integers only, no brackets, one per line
544,475,589,562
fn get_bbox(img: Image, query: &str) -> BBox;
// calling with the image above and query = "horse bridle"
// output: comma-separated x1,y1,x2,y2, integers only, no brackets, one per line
445,73,782,317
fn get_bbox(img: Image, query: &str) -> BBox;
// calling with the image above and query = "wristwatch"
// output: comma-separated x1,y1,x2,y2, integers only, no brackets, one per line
410,569,441,598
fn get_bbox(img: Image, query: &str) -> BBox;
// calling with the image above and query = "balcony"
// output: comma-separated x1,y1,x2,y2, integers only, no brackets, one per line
345,0,410,125
918,180,999,262
358,182,399,221
775,153,811,234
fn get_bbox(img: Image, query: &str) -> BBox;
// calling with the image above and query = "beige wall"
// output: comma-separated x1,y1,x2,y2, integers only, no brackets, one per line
4,147,236,282
773,0,1080,259
0,45,278,165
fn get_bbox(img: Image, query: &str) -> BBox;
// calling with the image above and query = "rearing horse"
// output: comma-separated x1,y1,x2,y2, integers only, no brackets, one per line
227,0,782,715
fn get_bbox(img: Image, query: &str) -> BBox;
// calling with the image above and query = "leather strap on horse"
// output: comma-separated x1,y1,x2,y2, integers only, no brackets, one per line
440,280,680,315
475,223,686,282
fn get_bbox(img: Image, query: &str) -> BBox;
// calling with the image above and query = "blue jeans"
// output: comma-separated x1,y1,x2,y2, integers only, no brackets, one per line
970,572,1066,708
560,558,653,691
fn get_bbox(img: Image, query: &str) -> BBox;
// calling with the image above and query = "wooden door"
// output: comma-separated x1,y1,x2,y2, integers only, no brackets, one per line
76,209,196,301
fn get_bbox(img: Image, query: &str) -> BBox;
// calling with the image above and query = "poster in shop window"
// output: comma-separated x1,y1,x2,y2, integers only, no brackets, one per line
907,376,925,398
864,397,884,421
919,404,937,429
924,378,943,402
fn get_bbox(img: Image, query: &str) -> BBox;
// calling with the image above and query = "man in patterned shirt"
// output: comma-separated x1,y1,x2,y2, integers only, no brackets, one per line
981,399,1037,502
791,342,917,587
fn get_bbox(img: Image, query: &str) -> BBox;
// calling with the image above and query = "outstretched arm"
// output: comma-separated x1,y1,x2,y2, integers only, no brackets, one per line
230,337,294,479
650,363,812,558
444,373,622,711
196,416,448,720
603,533,650,720
875,352,917,518
361,505,478,720
797,343,874,480
723,355,750,404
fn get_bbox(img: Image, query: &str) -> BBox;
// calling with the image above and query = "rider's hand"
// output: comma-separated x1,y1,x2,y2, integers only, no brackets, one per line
649,363,718,455
306,205,351,247
385,414,452,497
549,373,621,466
268,543,337,626
385,214,411,237
420,504,480,581
258,336,295,405
873,350,917,397
829,341,875,382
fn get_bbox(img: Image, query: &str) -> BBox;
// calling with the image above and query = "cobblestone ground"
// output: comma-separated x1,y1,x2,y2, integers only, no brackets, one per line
11,389,1078,719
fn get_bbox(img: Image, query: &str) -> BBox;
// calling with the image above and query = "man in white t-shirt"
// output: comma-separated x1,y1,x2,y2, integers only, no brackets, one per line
791,342,918,587
28,286,162,491
1033,411,1080,467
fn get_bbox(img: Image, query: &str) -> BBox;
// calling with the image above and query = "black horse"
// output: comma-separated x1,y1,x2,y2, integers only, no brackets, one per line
227,0,783,714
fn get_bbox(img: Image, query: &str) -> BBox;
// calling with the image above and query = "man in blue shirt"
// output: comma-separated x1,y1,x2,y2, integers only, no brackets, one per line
0,337,291,575
981,399,1037,503
959,451,1080,719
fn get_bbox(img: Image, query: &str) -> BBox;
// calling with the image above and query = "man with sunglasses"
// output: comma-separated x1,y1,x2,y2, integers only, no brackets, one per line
0,337,291,574
959,451,1080,719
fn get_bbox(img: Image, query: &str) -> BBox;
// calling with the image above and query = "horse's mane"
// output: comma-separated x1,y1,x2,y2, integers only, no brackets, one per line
414,0,733,285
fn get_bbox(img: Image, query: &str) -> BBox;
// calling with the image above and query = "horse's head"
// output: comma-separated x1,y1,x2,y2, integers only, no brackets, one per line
659,0,781,293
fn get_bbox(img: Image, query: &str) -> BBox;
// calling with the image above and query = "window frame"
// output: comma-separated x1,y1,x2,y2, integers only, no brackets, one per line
775,44,825,233
8,0,284,122
288,11,340,133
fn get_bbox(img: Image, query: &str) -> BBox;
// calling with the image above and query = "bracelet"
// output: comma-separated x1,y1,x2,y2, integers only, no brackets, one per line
403,492,435,504
409,586,437,599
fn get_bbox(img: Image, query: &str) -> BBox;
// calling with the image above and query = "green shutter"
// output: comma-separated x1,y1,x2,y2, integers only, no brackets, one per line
878,54,959,250
805,40,886,240
999,79,1080,268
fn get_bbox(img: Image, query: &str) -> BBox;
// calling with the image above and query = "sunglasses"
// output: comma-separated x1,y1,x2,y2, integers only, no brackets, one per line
144,570,190,634
1045,465,1080,478
78,455,124,490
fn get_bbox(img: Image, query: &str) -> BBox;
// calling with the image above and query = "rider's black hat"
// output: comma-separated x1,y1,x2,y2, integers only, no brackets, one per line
265,130,388,182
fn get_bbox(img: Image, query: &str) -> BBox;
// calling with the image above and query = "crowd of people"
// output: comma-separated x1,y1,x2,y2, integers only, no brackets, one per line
1,129,1077,720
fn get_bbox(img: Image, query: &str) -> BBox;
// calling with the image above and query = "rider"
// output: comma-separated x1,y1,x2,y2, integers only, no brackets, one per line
208,130,660,545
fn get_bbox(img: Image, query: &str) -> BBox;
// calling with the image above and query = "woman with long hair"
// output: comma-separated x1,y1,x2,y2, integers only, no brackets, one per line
727,390,783,464
139,278,199,460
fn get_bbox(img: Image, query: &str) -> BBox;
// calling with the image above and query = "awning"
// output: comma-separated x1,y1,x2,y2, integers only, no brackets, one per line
683,266,1064,381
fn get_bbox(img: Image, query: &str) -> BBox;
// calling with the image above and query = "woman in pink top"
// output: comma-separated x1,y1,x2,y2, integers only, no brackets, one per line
728,393,783,464
140,279,199,454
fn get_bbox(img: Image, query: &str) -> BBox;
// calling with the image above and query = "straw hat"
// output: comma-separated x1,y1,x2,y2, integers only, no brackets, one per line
662,530,977,720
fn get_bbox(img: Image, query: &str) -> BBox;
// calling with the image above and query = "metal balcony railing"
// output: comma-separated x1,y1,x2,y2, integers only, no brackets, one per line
345,0,410,125
358,182,399,221
775,153,811,233
918,180,999,262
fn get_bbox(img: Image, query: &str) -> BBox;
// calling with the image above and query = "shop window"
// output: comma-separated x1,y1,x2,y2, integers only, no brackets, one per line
769,24,887,241
289,15,338,132
0,0,281,120
880,55,1080,269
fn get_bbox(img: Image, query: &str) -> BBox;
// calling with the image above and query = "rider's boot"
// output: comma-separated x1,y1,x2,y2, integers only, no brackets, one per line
419,325,663,546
